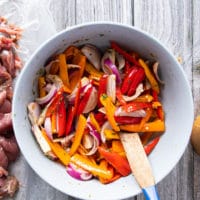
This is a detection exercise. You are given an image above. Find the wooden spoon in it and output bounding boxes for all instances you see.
[120,132,160,200]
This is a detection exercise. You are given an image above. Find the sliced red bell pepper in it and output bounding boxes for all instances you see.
[124,60,131,74]
[98,146,131,176]
[77,85,93,115]
[65,105,75,135]
[121,66,139,94]
[144,136,160,155]
[110,41,140,66]
[93,112,107,127]
[127,67,145,96]
[97,75,108,107]
[46,89,63,118]
[123,101,152,113]
[116,87,126,106]
[114,116,142,125]
[56,98,66,137]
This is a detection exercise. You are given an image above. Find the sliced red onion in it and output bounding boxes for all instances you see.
[44,117,53,140]
[100,121,112,143]
[87,122,101,143]
[66,163,92,181]
[81,44,101,70]
[46,74,65,90]
[53,133,75,148]
[82,122,101,155]
[98,107,106,114]
[115,107,146,117]
[67,64,81,69]
[122,83,144,102]
[153,62,165,84]
[27,102,41,125]
[36,84,57,105]
[116,52,125,70]
[83,87,97,114]
[103,58,121,84]
[101,49,115,68]
[106,74,116,103]
[82,134,94,149]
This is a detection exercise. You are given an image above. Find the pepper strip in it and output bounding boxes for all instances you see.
[58,54,70,89]
[139,59,160,93]
[89,112,101,132]
[70,153,113,179]
[100,94,120,132]
[69,114,87,156]
[120,119,165,133]
[111,41,140,66]
[38,76,46,97]
[99,160,121,184]
[144,137,160,155]
[42,129,70,165]
[98,146,131,176]
[85,62,103,78]
[57,98,66,137]
[65,106,75,135]
[123,102,152,113]
[116,87,126,106]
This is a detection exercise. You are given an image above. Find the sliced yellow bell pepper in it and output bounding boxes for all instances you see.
[104,129,120,140]
[85,62,103,78]
[70,153,113,179]
[139,59,160,93]
[41,129,70,166]
[89,112,101,132]
[69,114,87,156]
[120,119,165,133]
[58,54,71,92]
[100,94,120,132]
[38,76,46,98]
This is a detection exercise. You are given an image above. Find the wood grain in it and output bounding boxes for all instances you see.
[3,0,200,199]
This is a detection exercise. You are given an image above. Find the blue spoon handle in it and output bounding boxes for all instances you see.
[142,185,160,200]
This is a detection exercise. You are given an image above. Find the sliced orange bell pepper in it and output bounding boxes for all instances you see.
[139,59,160,93]
[58,54,70,90]
[111,140,125,153]
[99,160,121,184]
[69,114,87,156]
[42,129,70,165]
[49,60,59,74]
[104,129,120,140]
[120,119,165,133]
[38,76,46,98]
[64,45,80,60]
[139,108,153,130]
[89,112,101,132]
[70,153,113,179]
[100,94,120,132]
[98,146,131,176]
[72,53,86,79]
[85,62,103,78]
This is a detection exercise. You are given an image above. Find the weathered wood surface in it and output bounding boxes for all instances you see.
[3,0,200,199]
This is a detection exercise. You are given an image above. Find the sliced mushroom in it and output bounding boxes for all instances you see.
[81,44,101,70]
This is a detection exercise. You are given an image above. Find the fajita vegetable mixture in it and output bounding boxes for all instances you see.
[28,41,165,184]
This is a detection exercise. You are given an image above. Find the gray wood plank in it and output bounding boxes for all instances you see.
[192,0,200,200]
[134,0,194,200]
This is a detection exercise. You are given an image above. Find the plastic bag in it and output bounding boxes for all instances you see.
[0,0,57,63]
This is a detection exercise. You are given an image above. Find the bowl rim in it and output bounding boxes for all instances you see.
[12,21,194,200]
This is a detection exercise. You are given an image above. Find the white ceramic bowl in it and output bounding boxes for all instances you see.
[12,22,194,200]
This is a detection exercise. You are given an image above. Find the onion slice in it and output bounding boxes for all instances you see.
[106,74,116,103]
[83,87,98,114]
[153,62,165,84]
[44,117,53,140]
[36,84,57,105]
[100,121,112,143]
[103,58,121,84]
[83,122,101,155]
[66,163,93,181]
[115,107,146,117]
